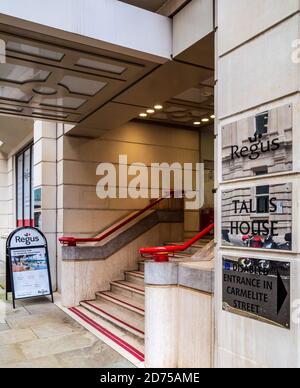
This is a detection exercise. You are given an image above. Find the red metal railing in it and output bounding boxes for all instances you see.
[59,193,175,247]
[139,223,214,262]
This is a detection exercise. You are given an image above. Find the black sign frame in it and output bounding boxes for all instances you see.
[6,227,54,309]
[223,256,290,329]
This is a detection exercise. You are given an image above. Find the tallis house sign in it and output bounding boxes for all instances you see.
[221,104,293,182]
[221,183,293,251]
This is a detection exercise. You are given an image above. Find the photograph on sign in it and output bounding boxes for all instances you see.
[221,183,292,251]
[222,104,293,182]
[11,247,50,299]
[223,256,290,329]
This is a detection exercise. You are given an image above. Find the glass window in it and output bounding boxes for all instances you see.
[256,185,270,214]
[16,144,34,227]
[256,112,269,135]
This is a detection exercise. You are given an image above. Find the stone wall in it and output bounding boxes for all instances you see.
[58,121,202,244]
[215,0,300,368]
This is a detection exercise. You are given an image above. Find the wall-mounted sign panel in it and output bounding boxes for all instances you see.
[223,256,290,329]
[222,104,293,181]
[221,183,292,251]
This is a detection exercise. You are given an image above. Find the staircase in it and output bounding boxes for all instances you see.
[69,261,145,364]
[164,236,213,258]
[69,235,213,365]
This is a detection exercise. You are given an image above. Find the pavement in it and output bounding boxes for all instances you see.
[0,286,135,368]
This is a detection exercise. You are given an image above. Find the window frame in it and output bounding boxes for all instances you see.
[256,185,270,215]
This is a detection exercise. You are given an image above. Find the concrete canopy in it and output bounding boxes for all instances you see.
[0,0,214,137]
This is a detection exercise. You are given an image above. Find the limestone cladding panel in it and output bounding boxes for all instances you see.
[60,121,201,237]
[218,14,300,118]
[218,0,300,55]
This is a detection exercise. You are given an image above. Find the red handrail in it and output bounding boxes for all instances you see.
[59,194,175,247]
[139,223,214,258]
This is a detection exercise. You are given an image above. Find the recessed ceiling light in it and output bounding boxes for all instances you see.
[147,109,155,114]
[202,118,209,122]
[193,121,201,126]
[139,113,147,118]
[154,105,163,110]
[210,115,215,119]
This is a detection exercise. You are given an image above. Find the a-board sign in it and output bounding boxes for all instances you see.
[223,256,290,329]
[221,104,293,182]
[221,183,293,251]
[6,227,53,308]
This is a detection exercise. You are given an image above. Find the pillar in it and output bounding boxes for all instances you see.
[215,0,300,368]
[33,121,59,290]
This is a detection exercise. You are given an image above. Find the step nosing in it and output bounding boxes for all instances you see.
[69,307,144,362]
[111,281,145,294]
[81,301,144,335]
[98,292,145,313]
[125,272,145,279]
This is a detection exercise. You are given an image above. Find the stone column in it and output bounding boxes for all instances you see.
[33,121,58,290]
[144,260,214,368]
[215,0,300,368]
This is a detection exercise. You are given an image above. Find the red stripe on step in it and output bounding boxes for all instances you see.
[69,307,144,362]
[114,281,145,293]
[83,301,144,335]
[100,292,145,313]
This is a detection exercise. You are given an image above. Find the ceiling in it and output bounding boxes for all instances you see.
[119,0,168,12]
[137,76,214,128]
[0,116,32,154]
[0,31,157,124]
[0,11,214,137]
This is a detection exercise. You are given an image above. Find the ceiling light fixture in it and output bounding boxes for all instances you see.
[147,109,155,114]
[210,115,215,119]
[154,105,163,110]
[202,118,209,123]
[139,113,147,118]
[193,121,201,126]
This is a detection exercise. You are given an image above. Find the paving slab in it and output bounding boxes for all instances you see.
[1,355,63,369]
[0,323,9,331]
[0,300,30,321]
[31,322,80,339]
[0,297,135,368]
[0,328,37,346]
[20,332,99,360]
[0,344,25,365]
[56,341,134,369]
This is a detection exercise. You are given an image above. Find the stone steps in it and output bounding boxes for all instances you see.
[80,299,145,339]
[96,291,145,316]
[164,238,213,255]
[69,305,144,363]
[138,261,145,272]
[110,281,145,304]
[73,235,213,365]
[125,271,145,286]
